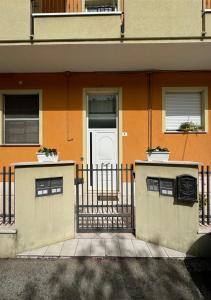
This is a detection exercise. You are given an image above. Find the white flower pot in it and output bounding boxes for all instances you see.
[147,151,170,162]
[36,152,59,163]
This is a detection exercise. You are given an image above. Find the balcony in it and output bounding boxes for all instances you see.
[31,0,122,39]
[204,0,211,36]
[205,0,211,9]
[1,0,211,75]
[32,0,119,13]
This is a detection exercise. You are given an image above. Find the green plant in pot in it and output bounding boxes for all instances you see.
[36,147,59,162]
[146,146,170,162]
[179,121,203,132]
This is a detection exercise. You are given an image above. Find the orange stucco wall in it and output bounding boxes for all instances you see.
[0,71,211,167]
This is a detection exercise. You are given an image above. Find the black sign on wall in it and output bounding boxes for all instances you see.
[36,177,63,197]
[176,175,197,202]
[146,178,159,192]
[160,179,175,197]
[146,177,175,197]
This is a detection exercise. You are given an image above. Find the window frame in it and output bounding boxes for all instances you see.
[83,0,121,12]
[162,87,208,134]
[0,90,42,146]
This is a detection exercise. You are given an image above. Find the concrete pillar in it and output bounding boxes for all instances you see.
[135,161,199,253]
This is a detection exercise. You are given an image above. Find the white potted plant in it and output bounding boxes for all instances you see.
[146,146,170,162]
[36,147,59,163]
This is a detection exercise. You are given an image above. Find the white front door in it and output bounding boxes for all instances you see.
[87,93,118,189]
[92,129,118,167]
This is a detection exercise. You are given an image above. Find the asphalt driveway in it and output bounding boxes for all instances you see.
[0,258,211,300]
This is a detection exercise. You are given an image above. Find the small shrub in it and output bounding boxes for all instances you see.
[147,146,169,153]
[178,121,203,132]
[38,147,57,157]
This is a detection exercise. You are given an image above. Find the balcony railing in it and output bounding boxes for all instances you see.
[32,0,119,14]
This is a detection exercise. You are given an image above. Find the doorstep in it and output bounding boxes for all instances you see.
[198,224,211,234]
[0,225,16,234]
[17,237,188,259]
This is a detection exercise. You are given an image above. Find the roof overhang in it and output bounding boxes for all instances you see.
[0,41,211,73]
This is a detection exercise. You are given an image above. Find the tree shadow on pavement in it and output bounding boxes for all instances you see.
[184,233,211,300]
[1,237,211,300]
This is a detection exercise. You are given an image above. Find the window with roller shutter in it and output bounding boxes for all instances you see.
[164,92,204,131]
[3,94,40,145]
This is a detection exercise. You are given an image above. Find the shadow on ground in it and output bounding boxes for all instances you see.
[0,256,211,300]
[184,233,211,300]
[1,235,211,300]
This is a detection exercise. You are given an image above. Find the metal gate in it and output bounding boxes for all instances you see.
[75,164,135,233]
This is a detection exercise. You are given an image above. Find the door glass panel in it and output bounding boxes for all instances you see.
[88,95,116,114]
[88,94,117,129]
[89,118,116,128]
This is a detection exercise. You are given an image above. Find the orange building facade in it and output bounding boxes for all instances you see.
[0,71,211,166]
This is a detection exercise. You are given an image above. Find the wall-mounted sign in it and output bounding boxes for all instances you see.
[160,179,175,197]
[147,177,175,197]
[36,177,63,197]
[147,177,159,192]
[122,132,128,137]
[176,175,197,202]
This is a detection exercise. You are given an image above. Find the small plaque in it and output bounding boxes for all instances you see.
[160,179,175,197]
[147,177,159,192]
[36,177,63,197]
[176,175,197,202]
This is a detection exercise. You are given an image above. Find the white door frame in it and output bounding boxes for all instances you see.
[83,88,123,166]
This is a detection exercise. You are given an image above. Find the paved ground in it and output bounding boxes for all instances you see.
[0,258,211,300]
[17,233,188,258]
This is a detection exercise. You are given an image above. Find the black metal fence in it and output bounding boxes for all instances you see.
[75,164,135,233]
[199,166,211,225]
[0,167,15,225]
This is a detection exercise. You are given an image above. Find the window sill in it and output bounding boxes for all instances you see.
[164,131,207,134]
[0,144,40,147]
[32,11,122,17]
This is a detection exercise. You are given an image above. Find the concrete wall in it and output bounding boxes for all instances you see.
[0,0,30,40]
[0,161,75,257]
[34,14,122,39]
[135,161,200,254]
[205,13,211,36]
[0,231,17,258]
[0,0,204,41]
[125,0,202,38]
[15,161,75,253]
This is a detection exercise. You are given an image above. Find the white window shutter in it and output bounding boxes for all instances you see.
[165,92,202,131]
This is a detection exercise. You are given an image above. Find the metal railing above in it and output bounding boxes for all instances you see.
[199,166,211,225]
[0,167,15,225]
[32,0,119,14]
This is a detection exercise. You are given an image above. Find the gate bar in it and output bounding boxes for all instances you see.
[8,167,12,224]
[201,166,205,225]
[2,167,6,224]
[207,166,210,225]
[76,164,80,232]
